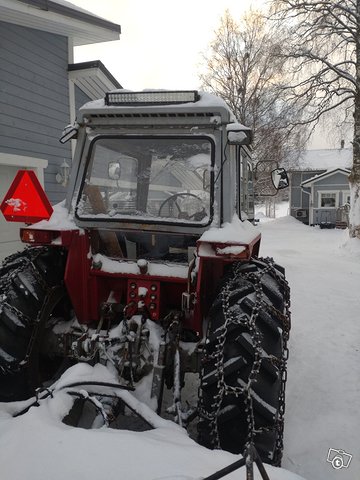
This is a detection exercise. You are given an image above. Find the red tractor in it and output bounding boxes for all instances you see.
[0,90,290,466]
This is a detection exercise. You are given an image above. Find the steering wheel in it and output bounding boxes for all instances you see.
[158,193,207,221]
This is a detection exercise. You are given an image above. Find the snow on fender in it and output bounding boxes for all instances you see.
[197,214,261,260]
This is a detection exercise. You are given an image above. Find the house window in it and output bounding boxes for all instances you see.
[318,191,338,208]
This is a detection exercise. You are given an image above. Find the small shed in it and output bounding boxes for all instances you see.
[289,148,352,226]
[300,168,351,228]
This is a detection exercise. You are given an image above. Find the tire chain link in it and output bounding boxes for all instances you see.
[198,257,291,466]
[0,247,55,375]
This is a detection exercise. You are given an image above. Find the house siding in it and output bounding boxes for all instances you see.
[312,172,349,187]
[289,170,324,223]
[75,85,91,116]
[0,21,72,204]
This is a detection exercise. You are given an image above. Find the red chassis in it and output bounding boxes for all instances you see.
[20,226,261,336]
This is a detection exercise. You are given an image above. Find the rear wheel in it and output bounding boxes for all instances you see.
[0,247,69,401]
[198,257,290,466]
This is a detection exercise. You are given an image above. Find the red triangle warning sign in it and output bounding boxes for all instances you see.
[0,170,53,223]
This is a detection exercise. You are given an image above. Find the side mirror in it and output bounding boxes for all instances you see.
[271,168,289,190]
[108,162,121,180]
[59,123,79,144]
[227,123,253,145]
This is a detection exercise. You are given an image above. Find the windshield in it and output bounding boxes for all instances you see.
[77,136,213,225]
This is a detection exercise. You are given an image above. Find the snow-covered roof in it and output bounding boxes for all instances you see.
[301,168,351,186]
[295,148,352,171]
[0,0,121,46]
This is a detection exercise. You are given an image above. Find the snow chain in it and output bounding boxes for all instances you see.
[0,247,61,375]
[199,257,291,466]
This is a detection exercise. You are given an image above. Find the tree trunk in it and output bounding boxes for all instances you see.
[265,198,276,218]
[349,0,360,238]
[349,149,360,239]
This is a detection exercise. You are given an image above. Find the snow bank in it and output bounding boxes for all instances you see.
[340,235,360,257]
[258,217,360,480]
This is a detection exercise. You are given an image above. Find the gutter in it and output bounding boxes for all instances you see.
[16,0,121,33]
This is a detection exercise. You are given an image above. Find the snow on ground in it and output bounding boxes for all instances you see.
[0,203,359,480]
[0,363,304,480]
[257,206,360,480]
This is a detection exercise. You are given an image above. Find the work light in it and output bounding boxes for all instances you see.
[105,90,199,106]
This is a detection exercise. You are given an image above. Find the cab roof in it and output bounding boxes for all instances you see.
[78,90,238,125]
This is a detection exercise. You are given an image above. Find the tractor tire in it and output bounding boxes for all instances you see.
[198,257,290,466]
[0,247,68,401]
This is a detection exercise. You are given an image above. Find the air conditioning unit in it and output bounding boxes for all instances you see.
[296,209,307,218]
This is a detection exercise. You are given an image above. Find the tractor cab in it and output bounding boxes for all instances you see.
[66,90,255,263]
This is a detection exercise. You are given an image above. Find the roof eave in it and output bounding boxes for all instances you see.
[0,0,121,45]
[69,61,122,100]
[301,168,351,186]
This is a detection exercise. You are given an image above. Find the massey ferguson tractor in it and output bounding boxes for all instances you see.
[0,90,290,467]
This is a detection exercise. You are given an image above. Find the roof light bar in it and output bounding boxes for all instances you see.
[105,90,200,106]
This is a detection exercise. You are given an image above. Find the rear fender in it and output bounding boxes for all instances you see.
[193,234,261,336]
[196,233,261,261]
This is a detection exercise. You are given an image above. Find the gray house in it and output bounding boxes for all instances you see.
[0,0,121,259]
[289,149,352,227]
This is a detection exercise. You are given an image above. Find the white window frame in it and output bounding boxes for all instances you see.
[318,190,339,208]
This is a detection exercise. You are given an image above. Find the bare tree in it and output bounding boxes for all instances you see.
[200,10,307,197]
[271,0,360,238]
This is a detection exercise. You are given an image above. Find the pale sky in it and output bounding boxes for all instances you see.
[69,0,342,149]
[70,0,266,90]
